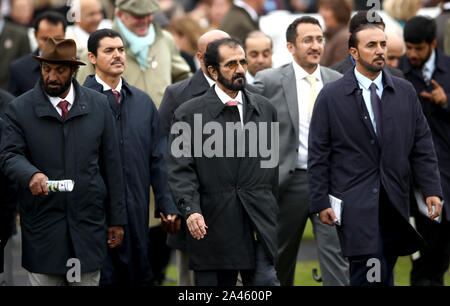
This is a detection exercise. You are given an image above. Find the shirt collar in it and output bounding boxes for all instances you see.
[292,61,322,82]
[214,84,243,105]
[95,74,123,92]
[234,0,259,22]
[246,71,255,84]
[422,49,436,78]
[47,83,75,108]
[354,67,383,91]
[203,72,216,87]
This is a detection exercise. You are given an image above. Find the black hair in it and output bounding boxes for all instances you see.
[348,23,383,49]
[349,10,385,33]
[286,16,322,44]
[244,31,273,50]
[33,11,67,33]
[203,38,243,72]
[403,16,436,44]
[87,29,123,56]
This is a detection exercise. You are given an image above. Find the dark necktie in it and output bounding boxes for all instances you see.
[113,90,120,105]
[369,83,382,139]
[57,100,69,119]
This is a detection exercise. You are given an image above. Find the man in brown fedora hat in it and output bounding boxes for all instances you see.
[0,37,127,286]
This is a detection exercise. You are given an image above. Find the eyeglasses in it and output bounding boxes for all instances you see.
[222,59,248,71]
[301,37,324,45]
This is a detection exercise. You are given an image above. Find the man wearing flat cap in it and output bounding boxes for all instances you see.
[0,37,126,286]
[77,0,192,106]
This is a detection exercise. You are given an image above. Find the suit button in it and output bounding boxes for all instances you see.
[289,170,294,174]
[372,188,378,194]
[237,186,241,191]
[370,139,375,144]
[296,148,299,152]
[186,207,191,211]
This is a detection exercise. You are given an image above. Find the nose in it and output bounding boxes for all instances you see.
[236,62,246,73]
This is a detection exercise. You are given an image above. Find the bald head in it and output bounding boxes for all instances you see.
[197,30,230,74]
[197,30,230,54]
[386,33,404,68]
[77,0,103,34]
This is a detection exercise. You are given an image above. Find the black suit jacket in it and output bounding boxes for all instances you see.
[8,49,41,97]
[167,86,279,269]
[331,55,405,78]
[308,68,442,257]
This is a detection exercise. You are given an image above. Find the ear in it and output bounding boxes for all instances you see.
[87,52,97,66]
[431,39,437,50]
[207,66,218,81]
[117,9,123,21]
[349,47,358,61]
[196,51,202,63]
[286,42,295,56]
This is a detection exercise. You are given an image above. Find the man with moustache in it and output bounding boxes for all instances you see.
[83,28,180,286]
[398,16,450,286]
[254,16,348,286]
[308,24,443,286]
[8,11,66,97]
[0,37,126,286]
[244,31,273,85]
[159,29,230,286]
[167,38,280,286]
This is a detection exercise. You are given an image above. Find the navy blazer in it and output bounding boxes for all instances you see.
[308,68,442,257]
[8,49,41,97]
[398,49,450,220]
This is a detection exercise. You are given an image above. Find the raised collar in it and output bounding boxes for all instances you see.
[343,67,395,95]
[95,74,123,92]
[354,67,383,92]
[205,86,260,119]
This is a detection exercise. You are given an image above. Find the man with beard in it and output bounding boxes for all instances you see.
[398,16,450,286]
[83,28,180,286]
[167,38,280,286]
[308,24,443,286]
[0,37,126,286]
[253,16,348,286]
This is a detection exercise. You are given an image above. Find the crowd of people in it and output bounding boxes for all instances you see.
[0,0,449,286]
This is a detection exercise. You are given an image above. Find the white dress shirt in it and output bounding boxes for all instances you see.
[422,49,436,84]
[203,72,216,87]
[246,71,255,85]
[47,83,75,117]
[214,84,244,125]
[95,74,123,103]
[354,67,383,134]
[292,61,323,169]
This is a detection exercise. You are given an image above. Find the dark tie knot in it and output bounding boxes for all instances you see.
[369,83,378,92]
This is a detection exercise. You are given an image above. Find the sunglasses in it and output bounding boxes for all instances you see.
[222,59,248,71]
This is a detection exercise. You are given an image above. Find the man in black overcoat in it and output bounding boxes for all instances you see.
[0,37,126,286]
[167,38,280,286]
[83,28,180,286]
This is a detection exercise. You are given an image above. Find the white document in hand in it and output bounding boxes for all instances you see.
[414,189,441,223]
[328,194,343,226]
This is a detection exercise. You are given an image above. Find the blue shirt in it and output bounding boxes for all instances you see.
[354,67,383,134]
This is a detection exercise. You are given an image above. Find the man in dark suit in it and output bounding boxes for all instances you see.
[308,24,443,286]
[0,0,30,90]
[159,29,230,286]
[0,38,126,286]
[330,10,404,79]
[398,16,450,286]
[254,16,349,286]
[8,11,66,97]
[167,38,280,286]
[220,0,262,43]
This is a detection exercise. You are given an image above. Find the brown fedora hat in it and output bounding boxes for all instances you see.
[32,37,86,66]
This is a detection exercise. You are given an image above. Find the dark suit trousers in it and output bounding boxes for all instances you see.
[410,212,450,286]
[348,186,399,286]
[194,240,280,286]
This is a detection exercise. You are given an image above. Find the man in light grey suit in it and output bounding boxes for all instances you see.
[254,16,349,286]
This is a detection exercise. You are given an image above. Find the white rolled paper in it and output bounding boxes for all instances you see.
[46,180,75,192]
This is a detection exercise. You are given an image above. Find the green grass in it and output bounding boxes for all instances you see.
[162,220,450,286]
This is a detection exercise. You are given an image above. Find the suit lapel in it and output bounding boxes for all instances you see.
[281,64,299,141]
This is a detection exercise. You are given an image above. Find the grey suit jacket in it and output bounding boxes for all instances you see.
[254,63,342,189]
